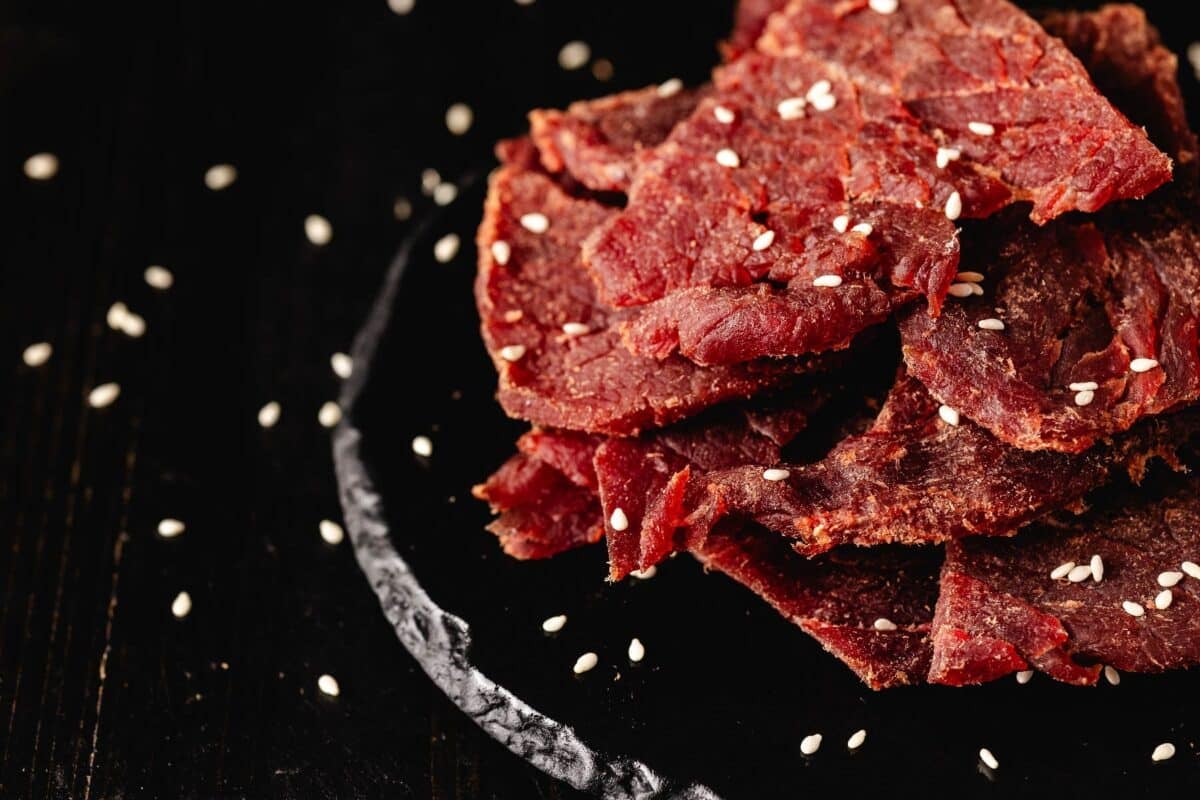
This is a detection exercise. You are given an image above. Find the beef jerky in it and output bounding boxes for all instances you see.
[721,0,788,61]
[930,469,1200,686]
[516,428,602,490]
[583,0,1169,367]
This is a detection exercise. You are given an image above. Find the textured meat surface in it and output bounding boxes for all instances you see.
[721,0,788,61]
[932,469,1200,685]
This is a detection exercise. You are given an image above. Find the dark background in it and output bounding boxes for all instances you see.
[1,1,1197,798]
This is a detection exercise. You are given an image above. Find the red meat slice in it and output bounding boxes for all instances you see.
[721,0,788,61]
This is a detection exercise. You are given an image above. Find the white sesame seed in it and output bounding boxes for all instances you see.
[806,80,832,103]
[1069,382,1100,392]
[873,617,898,632]
[1051,562,1076,580]
[420,168,441,195]
[832,215,850,233]
[970,283,984,296]
[1104,665,1120,685]
[1183,561,1200,579]
[1015,670,1034,684]
[22,342,52,367]
[158,519,186,538]
[944,190,963,221]
[319,519,345,545]
[968,121,995,136]
[490,240,512,265]
[394,196,413,220]
[979,748,999,770]
[331,352,353,379]
[938,405,960,426]
[978,318,1005,331]
[936,147,962,169]
[24,152,59,180]
[445,103,473,135]
[812,274,843,288]
[412,435,433,457]
[1122,600,1145,617]
[203,163,237,191]
[777,96,807,120]
[432,182,458,206]
[318,401,342,428]
[811,93,837,112]
[715,148,740,168]
[499,344,527,362]
[630,566,657,580]
[514,0,534,5]
[869,0,898,13]
[610,507,629,532]
[762,468,791,482]
[1091,555,1104,582]
[851,222,873,236]
[657,78,683,98]
[305,214,333,245]
[956,271,985,283]
[1158,571,1184,587]
[1155,589,1173,610]
[171,591,192,618]
[847,729,867,750]
[144,265,174,290]
[317,673,341,696]
[520,212,549,234]
[752,230,775,251]
[1067,564,1093,583]
[257,401,281,428]
[119,312,146,338]
[542,614,567,633]
[947,283,975,298]
[573,652,599,674]
[557,40,591,71]
[88,383,121,409]
[1074,390,1095,407]
[106,301,130,330]
[713,105,736,124]
[628,638,645,662]
[433,233,461,263]
[800,734,823,756]
[1151,743,1176,762]
[1130,358,1159,373]
[561,322,589,337]
[388,0,415,14]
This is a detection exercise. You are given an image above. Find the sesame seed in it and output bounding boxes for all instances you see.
[520,212,550,233]
[319,519,345,545]
[1067,564,1092,583]
[515,0,534,5]
[1130,358,1159,373]
[1091,555,1104,582]
[591,59,614,81]
[762,468,791,482]
[318,401,342,428]
[171,591,192,618]
[1158,571,1184,587]
[445,103,473,135]
[1050,562,1075,580]
[968,121,995,136]
[1069,382,1100,392]
[1074,390,1095,407]
[979,748,999,770]
[800,734,823,756]
[561,322,589,337]
[1122,600,1145,617]
[947,283,975,298]
[420,168,441,195]
[573,652,599,674]
[24,152,59,180]
[257,401,281,428]
[144,265,174,290]
[657,78,683,98]
[630,566,657,580]
[938,405,960,426]
[22,342,52,367]
[412,435,433,457]
[970,283,984,296]
[506,311,522,323]
[119,312,146,338]
[777,96,807,120]
[88,383,121,409]
[106,301,130,330]
[628,638,645,662]
[203,163,237,191]
[1151,743,1176,762]
[851,222,873,236]
[752,230,775,251]
[557,40,591,71]
[317,674,341,696]
[832,215,850,233]
[393,197,413,220]
[715,148,740,168]
[1104,665,1120,685]
[811,93,837,112]
[305,214,333,245]
[977,318,1005,331]
[873,617,898,632]
[432,182,458,206]
[158,519,186,538]
[1155,589,1173,610]
[499,344,527,362]
[490,240,512,265]
[936,147,961,169]
[1183,561,1200,579]
[812,274,843,288]
[433,233,461,263]
[542,614,567,633]
[956,271,985,283]
[714,105,736,124]
[388,0,415,13]
[610,507,629,532]
[944,190,963,221]
[869,0,898,13]
[805,80,832,103]
[847,729,867,750]
[1015,670,1033,684]
[331,352,354,379]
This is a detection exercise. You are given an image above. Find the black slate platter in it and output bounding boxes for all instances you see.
[334,3,1200,797]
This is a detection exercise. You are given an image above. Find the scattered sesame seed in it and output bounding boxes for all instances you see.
[851,222,873,236]
[432,182,458,206]
[144,265,174,290]
[257,401,281,428]
[806,80,832,102]
[832,215,850,233]
[491,240,512,265]
[869,0,899,13]
[445,103,473,135]
[119,312,146,338]
[561,322,589,337]
[1183,561,1200,579]
[542,614,567,633]
[752,230,776,251]
[938,404,960,426]
[947,283,975,298]
[305,214,333,245]
[317,674,341,696]
[936,147,961,169]
[22,342,52,367]
[1122,600,1145,617]
[714,105,736,124]
[504,310,524,323]
[388,0,415,14]
[812,274,844,288]
[1051,562,1076,580]
[499,344,527,362]
[318,401,342,428]
[873,617,898,632]
[421,168,441,195]
[1151,743,1176,762]
[1069,382,1100,392]
[777,96,807,120]
[810,93,837,112]
[944,191,963,221]
[573,652,599,674]
[630,566,657,580]
[591,59,614,81]
[331,352,354,379]
[956,271,984,283]
[762,468,791,482]
[628,638,645,662]
[970,283,984,296]
[203,163,237,191]
[977,318,1005,331]
[1158,570,1184,587]
[520,212,549,233]
[1091,554,1104,582]
[170,591,193,618]
[107,301,130,330]
[1104,665,1120,685]
[393,197,413,220]
[610,507,629,532]
[968,121,995,136]
[657,78,683,98]
[88,383,121,409]
[1067,564,1092,583]
[1130,358,1159,373]
[1074,390,1095,407]
[800,734,823,755]
[847,729,867,750]
[1155,589,1173,610]
[24,152,59,180]
[412,435,433,457]
[319,519,345,545]
[715,148,741,168]
[557,40,591,71]
[515,0,534,5]
[433,233,461,263]
[158,519,186,538]
[979,748,999,770]
[1016,670,1034,684]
